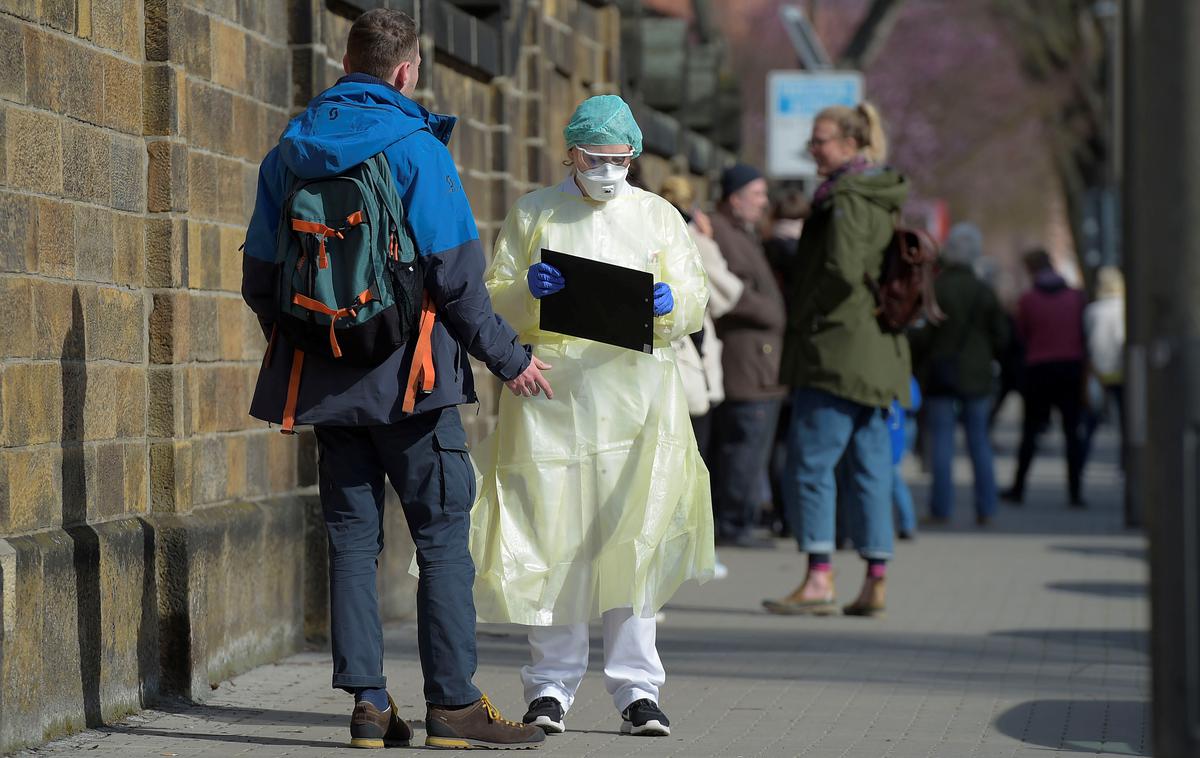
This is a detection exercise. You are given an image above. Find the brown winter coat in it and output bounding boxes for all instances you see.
[711,208,788,402]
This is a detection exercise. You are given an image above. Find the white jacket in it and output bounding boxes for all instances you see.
[674,225,745,416]
[1084,295,1125,384]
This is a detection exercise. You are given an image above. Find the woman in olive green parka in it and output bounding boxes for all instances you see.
[763,103,910,619]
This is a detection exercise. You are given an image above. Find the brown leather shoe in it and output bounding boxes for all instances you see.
[762,576,838,616]
[425,694,546,750]
[350,694,413,748]
[843,577,887,618]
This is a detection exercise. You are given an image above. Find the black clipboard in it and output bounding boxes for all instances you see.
[539,248,654,354]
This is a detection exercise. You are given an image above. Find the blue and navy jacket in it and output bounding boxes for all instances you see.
[241,74,530,426]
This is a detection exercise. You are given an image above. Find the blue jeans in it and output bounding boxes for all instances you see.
[892,464,916,534]
[314,406,481,706]
[927,395,997,519]
[783,388,894,560]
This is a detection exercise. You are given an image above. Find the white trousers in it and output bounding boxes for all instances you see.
[520,608,665,713]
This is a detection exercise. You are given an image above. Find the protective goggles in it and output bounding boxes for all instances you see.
[575,147,635,169]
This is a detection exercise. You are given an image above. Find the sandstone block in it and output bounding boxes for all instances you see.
[0,0,37,22]
[143,63,186,137]
[102,55,143,135]
[218,226,242,292]
[186,80,232,152]
[36,198,76,278]
[0,15,26,103]
[217,157,249,225]
[149,290,189,365]
[148,365,190,437]
[2,362,63,447]
[7,107,63,194]
[147,139,188,213]
[39,0,74,31]
[62,121,113,205]
[145,217,189,288]
[31,280,86,360]
[90,0,142,58]
[0,276,32,358]
[187,150,219,220]
[112,212,145,287]
[186,221,220,290]
[187,294,219,361]
[110,135,145,212]
[1,447,61,532]
[73,205,115,284]
[230,95,263,162]
[149,439,192,513]
[86,286,145,364]
[210,20,247,94]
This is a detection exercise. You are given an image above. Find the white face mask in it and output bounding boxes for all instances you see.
[576,163,629,201]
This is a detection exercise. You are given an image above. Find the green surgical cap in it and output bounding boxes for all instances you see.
[563,95,643,157]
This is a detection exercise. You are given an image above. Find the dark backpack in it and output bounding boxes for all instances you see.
[267,152,437,433]
[864,227,944,333]
[274,153,422,365]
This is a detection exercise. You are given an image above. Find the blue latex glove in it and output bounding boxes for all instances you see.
[527,262,566,299]
[653,282,674,317]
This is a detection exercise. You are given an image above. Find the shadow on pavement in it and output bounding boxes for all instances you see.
[430,623,1151,692]
[990,628,1148,656]
[993,699,1150,756]
[1049,543,1147,561]
[1045,580,1146,598]
[100,728,343,749]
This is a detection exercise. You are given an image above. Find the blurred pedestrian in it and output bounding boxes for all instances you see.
[1082,265,1126,465]
[763,190,811,536]
[988,307,1024,428]
[889,377,922,540]
[710,164,788,549]
[660,174,745,578]
[1001,249,1088,507]
[764,189,811,295]
[909,223,1010,526]
[762,102,910,618]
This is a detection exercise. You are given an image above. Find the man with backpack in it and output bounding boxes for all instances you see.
[240,9,548,750]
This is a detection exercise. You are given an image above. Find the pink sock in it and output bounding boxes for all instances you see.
[867,563,887,579]
[810,562,832,574]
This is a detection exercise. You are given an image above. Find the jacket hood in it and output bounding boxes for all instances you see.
[278,74,456,179]
[833,166,908,213]
[1033,269,1068,293]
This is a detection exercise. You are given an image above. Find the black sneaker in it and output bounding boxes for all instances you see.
[522,696,566,734]
[620,699,670,736]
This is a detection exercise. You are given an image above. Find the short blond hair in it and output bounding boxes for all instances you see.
[659,175,695,211]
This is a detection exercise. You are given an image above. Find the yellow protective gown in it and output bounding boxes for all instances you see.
[469,176,715,626]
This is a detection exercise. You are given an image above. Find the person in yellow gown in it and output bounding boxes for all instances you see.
[468,95,714,737]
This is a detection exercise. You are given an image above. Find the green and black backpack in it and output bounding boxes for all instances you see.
[273,152,423,366]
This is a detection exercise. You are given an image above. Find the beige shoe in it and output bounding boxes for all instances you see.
[842,576,886,618]
[762,575,838,616]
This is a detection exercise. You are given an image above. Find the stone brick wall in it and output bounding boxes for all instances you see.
[0,0,728,751]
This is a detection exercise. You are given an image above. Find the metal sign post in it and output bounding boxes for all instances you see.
[1126,0,1200,754]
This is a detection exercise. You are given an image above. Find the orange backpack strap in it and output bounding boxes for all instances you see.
[281,348,305,434]
[402,293,437,414]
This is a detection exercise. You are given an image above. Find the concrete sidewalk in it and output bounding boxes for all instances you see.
[22,422,1148,757]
